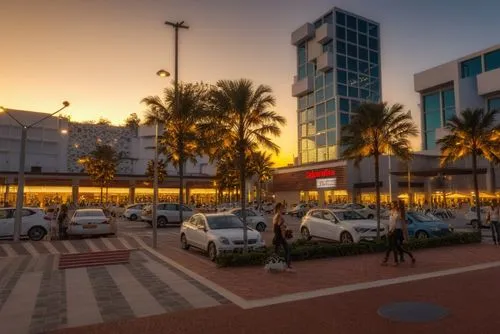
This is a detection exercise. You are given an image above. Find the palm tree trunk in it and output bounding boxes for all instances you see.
[472,151,481,231]
[100,186,103,205]
[374,154,381,241]
[105,187,109,203]
[179,160,184,223]
[239,149,248,252]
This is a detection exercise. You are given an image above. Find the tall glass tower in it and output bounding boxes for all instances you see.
[291,8,381,165]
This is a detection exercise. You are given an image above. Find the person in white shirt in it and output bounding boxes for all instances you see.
[382,202,400,266]
[487,199,500,245]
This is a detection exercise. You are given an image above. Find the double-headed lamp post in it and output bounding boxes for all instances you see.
[152,69,171,249]
[0,102,70,242]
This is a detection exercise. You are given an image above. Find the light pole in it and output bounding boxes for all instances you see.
[0,102,70,242]
[165,20,188,222]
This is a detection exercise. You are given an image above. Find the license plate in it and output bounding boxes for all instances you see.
[83,224,97,229]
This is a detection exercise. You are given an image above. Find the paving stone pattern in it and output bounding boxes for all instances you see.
[0,250,228,334]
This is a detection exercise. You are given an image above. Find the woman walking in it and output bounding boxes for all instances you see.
[395,200,416,264]
[273,202,293,271]
[488,199,500,245]
[382,202,399,266]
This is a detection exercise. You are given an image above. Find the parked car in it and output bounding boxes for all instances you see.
[464,207,490,228]
[0,207,50,241]
[406,211,454,239]
[228,208,267,231]
[180,213,265,261]
[67,208,114,236]
[300,208,387,244]
[142,203,194,226]
[287,203,309,218]
[124,203,146,221]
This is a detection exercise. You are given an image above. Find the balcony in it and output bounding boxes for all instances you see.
[477,67,500,95]
[291,23,315,46]
[316,23,333,44]
[292,76,314,97]
[317,52,333,72]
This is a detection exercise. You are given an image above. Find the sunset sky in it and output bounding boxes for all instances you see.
[2,0,500,166]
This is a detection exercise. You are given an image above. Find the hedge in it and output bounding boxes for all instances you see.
[215,231,482,267]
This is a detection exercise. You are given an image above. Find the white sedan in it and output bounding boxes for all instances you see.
[300,209,387,244]
[342,203,389,219]
[124,203,145,221]
[67,209,114,236]
[0,207,50,241]
[228,208,267,232]
[180,213,265,261]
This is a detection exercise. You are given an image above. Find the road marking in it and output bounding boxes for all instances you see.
[66,267,103,327]
[0,271,43,334]
[245,261,500,309]
[145,260,220,308]
[100,237,117,251]
[129,234,248,308]
[118,237,134,250]
[61,241,78,254]
[42,241,59,254]
[107,265,165,317]
[85,239,100,252]
[22,242,40,257]
[0,244,17,257]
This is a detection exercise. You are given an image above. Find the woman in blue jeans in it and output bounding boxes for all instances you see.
[272,203,293,271]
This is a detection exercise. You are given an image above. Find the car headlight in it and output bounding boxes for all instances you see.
[219,237,230,245]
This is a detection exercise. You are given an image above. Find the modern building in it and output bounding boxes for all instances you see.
[292,7,381,164]
[0,110,216,207]
[414,44,500,151]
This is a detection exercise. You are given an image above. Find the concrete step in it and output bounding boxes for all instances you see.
[58,250,131,270]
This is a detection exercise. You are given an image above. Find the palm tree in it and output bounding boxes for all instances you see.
[145,159,168,184]
[437,108,500,228]
[79,144,118,204]
[142,82,210,222]
[341,102,418,240]
[204,79,286,250]
[249,151,274,210]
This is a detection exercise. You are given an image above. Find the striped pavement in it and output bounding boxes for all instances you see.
[0,250,229,334]
[0,236,141,258]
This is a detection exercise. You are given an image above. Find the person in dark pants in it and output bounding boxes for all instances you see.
[57,204,68,240]
[395,200,416,264]
[382,202,399,266]
[487,199,500,245]
[272,202,293,271]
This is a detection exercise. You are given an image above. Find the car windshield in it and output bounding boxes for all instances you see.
[407,212,433,222]
[77,210,105,217]
[334,210,364,220]
[207,215,244,230]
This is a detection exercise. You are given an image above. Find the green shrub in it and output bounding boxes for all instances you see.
[215,231,482,267]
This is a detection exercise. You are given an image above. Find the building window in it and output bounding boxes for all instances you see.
[336,11,346,26]
[360,89,370,99]
[315,89,325,102]
[460,56,482,78]
[441,89,455,123]
[325,70,334,86]
[326,99,336,113]
[315,75,324,89]
[348,58,358,72]
[350,99,360,111]
[325,85,334,99]
[425,131,436,150]
[327,114,336,129]
[323,40,334,53]
[358,47,368,61]
[370,65,379,78]
[336,25,346,40]
[359,61,369,74]
[347,29,357,44]
[323,12,333,24]
[337,54,347,69]
[337,84,347,96]
[317,118,326,132]
[358,33,367,47]
[316,103,325,118]
[423,93,441,150]
[369,37,378,51]
[358,19,367,33]
[348,72,357,86]
[340,98,350,112]
[337,70,347,84]
[346,15,357,30]
[347,43,357,58]
[316,132,326,146]
[485,49,500,72]
[369,51,378,64]
[317,147,327,162]
[348,86,359,98]
[327,130,336,145]
[340,112,350,126]
[488,97,500,124]
[368,23,378,37]
[336,40,346,54]
[328,145,337,160]
[298,96,307,110]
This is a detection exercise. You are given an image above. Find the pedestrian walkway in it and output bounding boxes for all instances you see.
[0,250,229,334]
[0,236,140,258]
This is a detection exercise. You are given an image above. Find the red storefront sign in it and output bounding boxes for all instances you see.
[305,169,336,179]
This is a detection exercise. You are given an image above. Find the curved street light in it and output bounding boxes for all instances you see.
[1,101,70,242]
[156,69,171,78]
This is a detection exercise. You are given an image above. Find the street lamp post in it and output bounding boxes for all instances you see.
[0,102,70,242]
[165,20,188,222]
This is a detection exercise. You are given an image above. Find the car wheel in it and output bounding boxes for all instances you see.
[208,242,217,261]
[157,216,167,227]
[180,234,190,250]
[367,214,374,219]
[130,214,138,221]
[28,226,46,241]
[256,222,266,232]
[415,230,429,239]
[301,227,311,240]
[340,232,353,244]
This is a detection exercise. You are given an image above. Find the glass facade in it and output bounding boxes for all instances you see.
[460,56,482,78]
[488,97,500,124]
[485,49,500,72]
[422,88,455,150]
[296,9,381,164]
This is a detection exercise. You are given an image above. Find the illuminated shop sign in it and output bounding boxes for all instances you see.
[316,178,337,189]
[306,169,336,179]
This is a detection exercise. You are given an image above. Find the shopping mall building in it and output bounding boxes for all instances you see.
[273,8,499,206]
[0,110,216,207]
